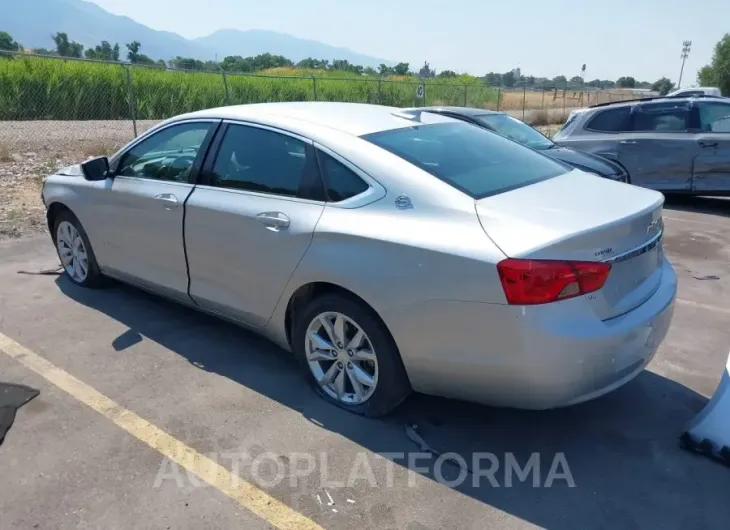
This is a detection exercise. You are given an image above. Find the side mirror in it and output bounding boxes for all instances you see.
[81,156,110,181]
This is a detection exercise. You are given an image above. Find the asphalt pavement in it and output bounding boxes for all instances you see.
[1,196,730,529]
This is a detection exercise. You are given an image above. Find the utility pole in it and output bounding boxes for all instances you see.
[677,40,691,89]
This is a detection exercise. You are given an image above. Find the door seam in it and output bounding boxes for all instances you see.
[184,120,223,305]
[181,186,199,306]
[261,203,327,328]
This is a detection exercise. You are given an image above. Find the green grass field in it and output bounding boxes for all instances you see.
[0,56,500,120]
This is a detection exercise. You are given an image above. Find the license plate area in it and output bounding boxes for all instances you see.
[602,235,663,305]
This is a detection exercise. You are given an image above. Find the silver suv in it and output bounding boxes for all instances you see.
[554,96,730,193]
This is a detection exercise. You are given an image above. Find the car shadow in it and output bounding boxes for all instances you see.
[664,194,730,218]
[56,277,729,529]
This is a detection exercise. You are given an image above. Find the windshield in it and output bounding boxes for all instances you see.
[361,122,568,199]
[475,114,554,150]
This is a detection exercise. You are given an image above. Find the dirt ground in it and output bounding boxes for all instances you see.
[0,120,158,239]
[0,153,68,239]
[498,88,643,111]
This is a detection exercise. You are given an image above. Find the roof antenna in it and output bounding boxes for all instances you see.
[391,108,424,122]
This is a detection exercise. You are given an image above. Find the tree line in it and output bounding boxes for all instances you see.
[698,34,730,97]
[482,70,676,93]
[1,29,725,95]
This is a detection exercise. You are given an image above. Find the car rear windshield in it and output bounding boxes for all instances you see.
[475,114,554,150]
[361,122,567,199]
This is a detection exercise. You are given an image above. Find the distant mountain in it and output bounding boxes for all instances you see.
[4,0,207,60]
[194,29,391,67]
[3,0,392,67]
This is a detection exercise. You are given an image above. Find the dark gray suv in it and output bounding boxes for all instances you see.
[554,96,730,194]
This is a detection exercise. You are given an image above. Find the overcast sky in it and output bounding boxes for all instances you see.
[88,0,727,84]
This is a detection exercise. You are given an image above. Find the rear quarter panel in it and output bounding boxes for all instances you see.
[555,133,624,166]
[265,197,509,351]
[295,204,506,303]
[554,110,624,162]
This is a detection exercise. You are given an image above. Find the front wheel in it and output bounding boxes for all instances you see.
[292,293,411,417]
[54,211,104,288]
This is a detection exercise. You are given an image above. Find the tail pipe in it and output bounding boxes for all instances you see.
[680,351,730,467]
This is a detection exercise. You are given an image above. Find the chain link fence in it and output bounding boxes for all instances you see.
[0,50,654,158]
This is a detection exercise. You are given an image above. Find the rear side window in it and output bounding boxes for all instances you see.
[210,124,324,200]
[362,122,567,199]
[586,107,631,132]
[318,152,369,202]
[632,102,689,132]
[696,102,730,132]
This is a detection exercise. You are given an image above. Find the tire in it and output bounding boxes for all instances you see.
[292,293,411,417]
[53,210,104,288]
[612,160,631,184]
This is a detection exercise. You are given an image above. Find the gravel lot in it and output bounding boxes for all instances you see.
[0,120,161,239]
[0,120,160,153]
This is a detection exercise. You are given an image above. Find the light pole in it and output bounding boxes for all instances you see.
[677,40,691,89]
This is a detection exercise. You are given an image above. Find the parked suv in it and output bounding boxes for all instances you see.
[554,96,730,193]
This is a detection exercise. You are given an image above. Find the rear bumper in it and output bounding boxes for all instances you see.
[386,259,677,409]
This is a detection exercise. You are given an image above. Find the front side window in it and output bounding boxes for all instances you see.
[211,124,323,199]
[697,102,730,132]
[585,107,631,132]
[117,122,213,182]
[632,102,689,132]
[475,114,554,150]
[362,122,568,199]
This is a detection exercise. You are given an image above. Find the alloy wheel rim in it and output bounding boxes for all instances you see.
[57,221,89,283]
[305,311,378,405]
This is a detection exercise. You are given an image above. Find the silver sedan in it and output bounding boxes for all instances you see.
[42,102,677,416]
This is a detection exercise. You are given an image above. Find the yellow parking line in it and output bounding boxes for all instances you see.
[0,332,323,530]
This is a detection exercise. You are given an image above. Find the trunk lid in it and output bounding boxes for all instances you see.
[476,170,665,319]
[546,146,625,180]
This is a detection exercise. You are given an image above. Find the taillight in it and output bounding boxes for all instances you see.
[497,259,611,305]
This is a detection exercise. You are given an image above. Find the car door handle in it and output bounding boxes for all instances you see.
[699,141,719,148]
[256,212,290,231]
[154,193,179,209]
[619,140,637,145]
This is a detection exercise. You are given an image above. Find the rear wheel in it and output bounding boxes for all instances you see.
[54,211,104,288]
[293,293,411,417]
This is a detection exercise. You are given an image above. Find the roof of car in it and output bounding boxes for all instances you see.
[667,86,720,95]
[175,102,457,137]
[589,94,729,109]
[421,106,502,117]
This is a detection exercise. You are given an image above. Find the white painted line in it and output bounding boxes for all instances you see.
[677,298,730,316]
[664,216,721,227]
